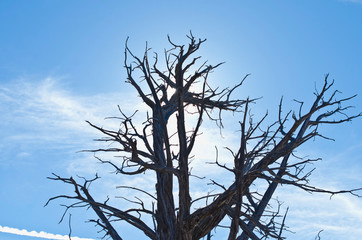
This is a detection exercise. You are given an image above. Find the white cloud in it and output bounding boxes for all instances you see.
[275,186,362,239]
[0,225,94,240]
[0,77,147,167]
[16,151,32,158]
[1,78,116,134]
[0,77,145,138]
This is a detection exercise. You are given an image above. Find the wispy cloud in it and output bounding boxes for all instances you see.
[0,77,142,164]
[0,225,94,240]
[0,77,126,136]
[275,186,362,239]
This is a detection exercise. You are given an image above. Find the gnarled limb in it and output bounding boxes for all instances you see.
[49,35,361,240]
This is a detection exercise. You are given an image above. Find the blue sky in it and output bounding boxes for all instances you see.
[1,0,362,239]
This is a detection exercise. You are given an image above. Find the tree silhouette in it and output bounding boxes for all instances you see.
[47,34,362,240]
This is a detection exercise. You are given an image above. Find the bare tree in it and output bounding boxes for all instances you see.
[47,34,362,240]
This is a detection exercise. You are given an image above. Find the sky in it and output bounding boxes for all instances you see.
[0,0,362,239]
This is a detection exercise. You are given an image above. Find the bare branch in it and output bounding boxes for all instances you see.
[49,35,361,240]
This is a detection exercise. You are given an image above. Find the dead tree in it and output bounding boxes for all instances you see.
[47,34,362,240]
